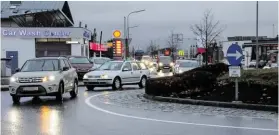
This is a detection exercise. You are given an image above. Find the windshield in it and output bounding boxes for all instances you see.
[69,57,90,64]
[160,57,172,64]
[180,61,199,67]
[21,59,59,72]
[142,57,152,61]
[93,58,110,64]
[98,61,123,71]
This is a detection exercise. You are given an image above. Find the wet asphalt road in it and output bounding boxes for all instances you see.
[1,85,278,135]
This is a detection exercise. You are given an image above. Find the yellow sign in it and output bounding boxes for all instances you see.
[107,42,113,47]
[178,50,184,56]
[113,30,121,38]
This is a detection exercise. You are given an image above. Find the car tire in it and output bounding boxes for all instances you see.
[139,76,147,88]
[112,77,121,90]
[12,95,20,104]
[70,81,78,98]
[86,86,94,91]
[56,82,64,102]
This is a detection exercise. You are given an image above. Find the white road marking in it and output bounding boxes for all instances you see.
[85,93,278,132]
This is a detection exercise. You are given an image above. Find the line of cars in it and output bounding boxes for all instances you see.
[8,56,150,104]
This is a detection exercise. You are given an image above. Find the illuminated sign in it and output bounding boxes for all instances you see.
[113,39,123,57]
[113,30,121,38]
[178,50,184,56]
[90,42,107,51]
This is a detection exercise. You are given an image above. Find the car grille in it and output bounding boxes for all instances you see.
[88,75,100,78]
[18,77,43,83]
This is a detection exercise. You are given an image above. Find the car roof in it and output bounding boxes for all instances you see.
[29,57,66,60]
[62,55,88,58]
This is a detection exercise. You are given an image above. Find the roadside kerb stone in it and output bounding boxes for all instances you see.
[143,94,278,112]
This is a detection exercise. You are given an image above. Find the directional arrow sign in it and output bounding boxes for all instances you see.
[226,43,243,66]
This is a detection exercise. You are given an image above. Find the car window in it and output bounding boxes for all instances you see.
[132,62,140,70]
[69,57,90,64]
[63,59,70,68]
[65,59,72,68]
[98,61,123,71]
[123,62,132,71]
[138,62,147,70]
[60,59,66,68]
[21,59,59,72]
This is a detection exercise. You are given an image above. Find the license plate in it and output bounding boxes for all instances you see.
[164,67,169,69]
[89,79,97,82]
[23,87,38,91]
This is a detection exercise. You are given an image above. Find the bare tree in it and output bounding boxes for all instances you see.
[190,9,225,65]
[167,33,183,60]
[146,40,158,55]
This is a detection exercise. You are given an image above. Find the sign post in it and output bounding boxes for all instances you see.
[226,43,243,102]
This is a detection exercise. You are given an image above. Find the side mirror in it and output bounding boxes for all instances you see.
[62,67,69,71]
[15,68,20,72]
[122,68,129,71]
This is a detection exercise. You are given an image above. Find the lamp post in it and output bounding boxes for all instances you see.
[256,1,259,69]
[124,9,145,60]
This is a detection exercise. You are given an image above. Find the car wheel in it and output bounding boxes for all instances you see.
[70,81,78,98]
[12,95,20,104]
[86,86,94,91]
[112,77,121,90]
[139,76,147,88]
[56,82,64,102]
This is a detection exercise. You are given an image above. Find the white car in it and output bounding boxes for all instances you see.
[173,60,199,74]
[9,57,79,104]
[83,61,150,90]
[90,57,111,70]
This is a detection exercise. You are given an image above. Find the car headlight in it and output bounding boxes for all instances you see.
[159,63,163,66]
[83,75,88,79]
[42,75,56,82]
[170,62,174,66]
[179,69,183,73]
[10,77,18,82]
[101,74,108,79]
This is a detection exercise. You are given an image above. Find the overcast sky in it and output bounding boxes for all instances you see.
[69,1,278,50]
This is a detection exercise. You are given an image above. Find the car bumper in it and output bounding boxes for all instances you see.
[9,82,60,97]
[83,79,113,86]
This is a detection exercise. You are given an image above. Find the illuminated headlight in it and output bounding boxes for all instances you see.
[179,69,183,73]
[170,62,174,66]
[83,75,88,79]
[101,74,108,79]
[42,75,56,82]
[159,62,163,66]
[10,77,18,82]
[149,68,154,72]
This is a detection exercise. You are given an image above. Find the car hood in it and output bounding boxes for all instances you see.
[71,63,93,69]
[13,71,59,78]
[86,70,120,76]
[92,64,102,69]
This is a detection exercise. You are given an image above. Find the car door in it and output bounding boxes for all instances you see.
[120,62,133,83]
[131,62,141,82]
[137,62,149,78]
[59,59,70,91]
[64,59,75,91]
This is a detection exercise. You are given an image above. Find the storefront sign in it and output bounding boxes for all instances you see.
[90,42,107,51]
[1,28,92,40]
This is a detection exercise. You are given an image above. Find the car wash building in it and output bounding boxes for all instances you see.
[1,1,91,73]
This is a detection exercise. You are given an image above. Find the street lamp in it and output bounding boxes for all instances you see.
[124,9,145,60]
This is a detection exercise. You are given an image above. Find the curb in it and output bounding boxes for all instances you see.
[143,94,278,112]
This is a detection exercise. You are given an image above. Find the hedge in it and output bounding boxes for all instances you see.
[145,64,278,105]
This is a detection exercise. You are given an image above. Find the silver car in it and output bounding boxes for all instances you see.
[83,61,150,90]
[173,60,199,74]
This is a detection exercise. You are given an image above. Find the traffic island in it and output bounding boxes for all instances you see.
[145,63,278,112]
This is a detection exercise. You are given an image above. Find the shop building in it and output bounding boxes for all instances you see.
[1,1,91,73]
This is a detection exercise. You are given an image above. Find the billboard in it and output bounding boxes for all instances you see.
[90,42,107,51]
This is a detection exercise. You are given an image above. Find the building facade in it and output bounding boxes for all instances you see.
[1,1,91,73]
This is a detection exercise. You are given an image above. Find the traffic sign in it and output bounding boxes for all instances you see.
[229,66,241,77]
[226,43,243,66]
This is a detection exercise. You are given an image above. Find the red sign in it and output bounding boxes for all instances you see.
[90,42,107,51]
[197,48,206,53]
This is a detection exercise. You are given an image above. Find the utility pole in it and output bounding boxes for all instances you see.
[124,16,126,60]
[99,31,102,58]
[256,1,259,69]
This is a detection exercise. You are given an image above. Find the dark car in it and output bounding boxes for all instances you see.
[65,56,93,80]
[157,56,174,72]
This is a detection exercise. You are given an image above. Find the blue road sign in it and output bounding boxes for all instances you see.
[226,43,243,66]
